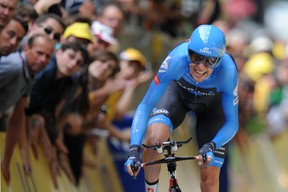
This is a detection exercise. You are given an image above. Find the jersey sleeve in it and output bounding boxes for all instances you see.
[130,53,187,145]
[212,55,239,149]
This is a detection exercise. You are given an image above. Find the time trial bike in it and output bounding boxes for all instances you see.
[141,137,197,192]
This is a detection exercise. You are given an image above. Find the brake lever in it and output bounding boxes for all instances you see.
[202,154,208,168]
[131,162,141,179]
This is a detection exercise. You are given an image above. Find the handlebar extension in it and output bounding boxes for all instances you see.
[142,137,192,154]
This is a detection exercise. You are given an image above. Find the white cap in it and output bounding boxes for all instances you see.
[250,36,273,53]
[91,21,116,45]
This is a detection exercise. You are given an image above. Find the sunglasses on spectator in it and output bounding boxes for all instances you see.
[38,25,61,41]
[188,50,220,69]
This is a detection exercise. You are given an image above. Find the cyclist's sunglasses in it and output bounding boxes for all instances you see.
[38,25,61,41]
[188,50,220,69]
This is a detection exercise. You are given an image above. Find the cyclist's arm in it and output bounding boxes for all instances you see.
[130,56,187,146]
[212,56,239,150]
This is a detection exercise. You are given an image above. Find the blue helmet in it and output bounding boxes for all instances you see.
[188,25,226,58]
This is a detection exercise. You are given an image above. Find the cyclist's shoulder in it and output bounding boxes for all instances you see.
[213,53,238,79]
[219,52,238,71]
[168,40,189,56]
[163,41,189,70]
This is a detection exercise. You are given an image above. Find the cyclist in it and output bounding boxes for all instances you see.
[124,24,239,192]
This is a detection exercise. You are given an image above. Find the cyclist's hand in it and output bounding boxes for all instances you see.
[124,145,141,177]
[197,142,216,168]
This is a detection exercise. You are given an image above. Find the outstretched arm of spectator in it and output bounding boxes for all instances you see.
[1,97,30,184]
[89,79,127,109]
[114,71,153,120]
[37,121,61,188]
[96,113,130,141]
[114,86,135,120]
[197,0,218,25]
[33,0,61,15]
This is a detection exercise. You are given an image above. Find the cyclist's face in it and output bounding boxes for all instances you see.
[188,51,219,82]
[189,57,214,83]
[189,62,214,82]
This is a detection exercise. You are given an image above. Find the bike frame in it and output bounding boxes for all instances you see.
[167,155,181,192]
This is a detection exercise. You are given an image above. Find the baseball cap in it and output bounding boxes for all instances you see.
[120,48,147,69]
[250,36,273,53]
[244,52,274,81]
[63,22,93,42]
[91,21,116,45]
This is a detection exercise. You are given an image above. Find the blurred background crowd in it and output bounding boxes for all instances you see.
[0,0,288,191]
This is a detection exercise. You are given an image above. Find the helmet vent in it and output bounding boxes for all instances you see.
[199,25,212,44]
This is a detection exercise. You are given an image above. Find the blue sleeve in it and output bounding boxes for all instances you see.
[130,54,187,145]
[212,56,239,149]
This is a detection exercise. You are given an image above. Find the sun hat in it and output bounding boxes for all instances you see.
[63,22,93,42]
[120,48,147,69]
[91,21,116,45]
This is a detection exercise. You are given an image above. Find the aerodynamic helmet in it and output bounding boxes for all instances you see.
[188,25,226,58]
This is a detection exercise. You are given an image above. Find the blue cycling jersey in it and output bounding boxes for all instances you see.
[130,41,239,150]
